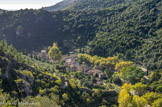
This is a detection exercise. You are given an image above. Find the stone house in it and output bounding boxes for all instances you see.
[86,69,106,80]
[40,50,49,60]
[63,55,80,71]
[79,64,91,73]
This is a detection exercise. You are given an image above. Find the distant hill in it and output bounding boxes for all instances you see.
[0,9,4,13]
[59,0,144,10]
[0,9,8,14]
[43,0,76,11]
[43,0,140,11]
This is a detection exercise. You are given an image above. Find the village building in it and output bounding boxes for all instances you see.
[40,49,49,60]
[79,64,91,73]
[63,54,80,71]
[86,69,106,80]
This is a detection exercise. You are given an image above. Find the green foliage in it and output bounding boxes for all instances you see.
[149,70,161,83]
[0,0,161,71]
[112,73,122,85]
[23,70,34,78]
[0,0,161,106]
[34,95,60,107]
[132,83,147,96]
[104,69,113,78]
[86,97,92,104]
[152,98,162,107]
[120,66,145,84]
[132,95,148,107]
[155,86,162,93]
[64,0,140,10]
[69,79,77,89]
[0,37,120,107]
[62,93,69,101]
[142,92,162,105]
[48,44,62,61]
[15,79,23,84]
[102,98,108,105]
[39,89,45,95]
[78,53,119,69]
[55,77,62,85]
[115,61,133,71]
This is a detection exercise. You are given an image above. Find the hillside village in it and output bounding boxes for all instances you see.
[37,48,150,87]
[0,0,161,106]
[38,49,107,84]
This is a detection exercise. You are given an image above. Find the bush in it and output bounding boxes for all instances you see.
[112,74,121,85]
[155,86,162,93]
[113,76,121,85]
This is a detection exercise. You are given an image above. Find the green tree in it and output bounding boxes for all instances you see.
[132,95,148,107]
[118,83,132,107]
[62,93,69,101]
[132,83,147,96]
[104,69,112,78]
[48,43,62,61]
[120,66,144,84]
[152,98,162,107]
[142,92,162,105]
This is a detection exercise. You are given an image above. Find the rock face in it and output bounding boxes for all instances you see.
[0,58,16,79]
[18,71,34,95]
[15,79,32,96]
[2,63,11,79]
[24,82,32,96]
[21,74,34,86]
[0,55,34,96]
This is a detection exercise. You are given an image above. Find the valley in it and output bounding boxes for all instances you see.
[0,0,161,107]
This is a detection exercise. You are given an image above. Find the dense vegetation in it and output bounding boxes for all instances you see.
[0,41,120,106]
[0,0,161,71]
[43,0,76,11]
[0,40,161,106]
[0,0,161,106]
[64,0,142,10]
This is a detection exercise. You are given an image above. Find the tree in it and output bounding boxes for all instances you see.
[118,83,132,107]
[118,89,131,107]
[112,73,122,85]
[115,61,133,72]
[142,92,162,105]
[132,83,147,96]
[132,95,148,107]
[155,86,162,93]
[62,93,69,101]
[104,69,112,78]
[48,42,62,61]
[149,70,161,83]
[86,97,92,105]
[120,66,144,84]
[152,98,162,107]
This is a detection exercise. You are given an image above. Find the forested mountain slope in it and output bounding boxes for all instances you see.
[0,41,161,106]
[64,0,143,10]
[0,0,161,70]
[43,0,76,11]
[44,0,144,11]
[89,0,162,70]
[0,41,121,106]
[0,9,5,14]
[0,0,162,105]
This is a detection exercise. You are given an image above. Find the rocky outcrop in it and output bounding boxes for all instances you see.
[24,81,32,96]
[0,57,17,79]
